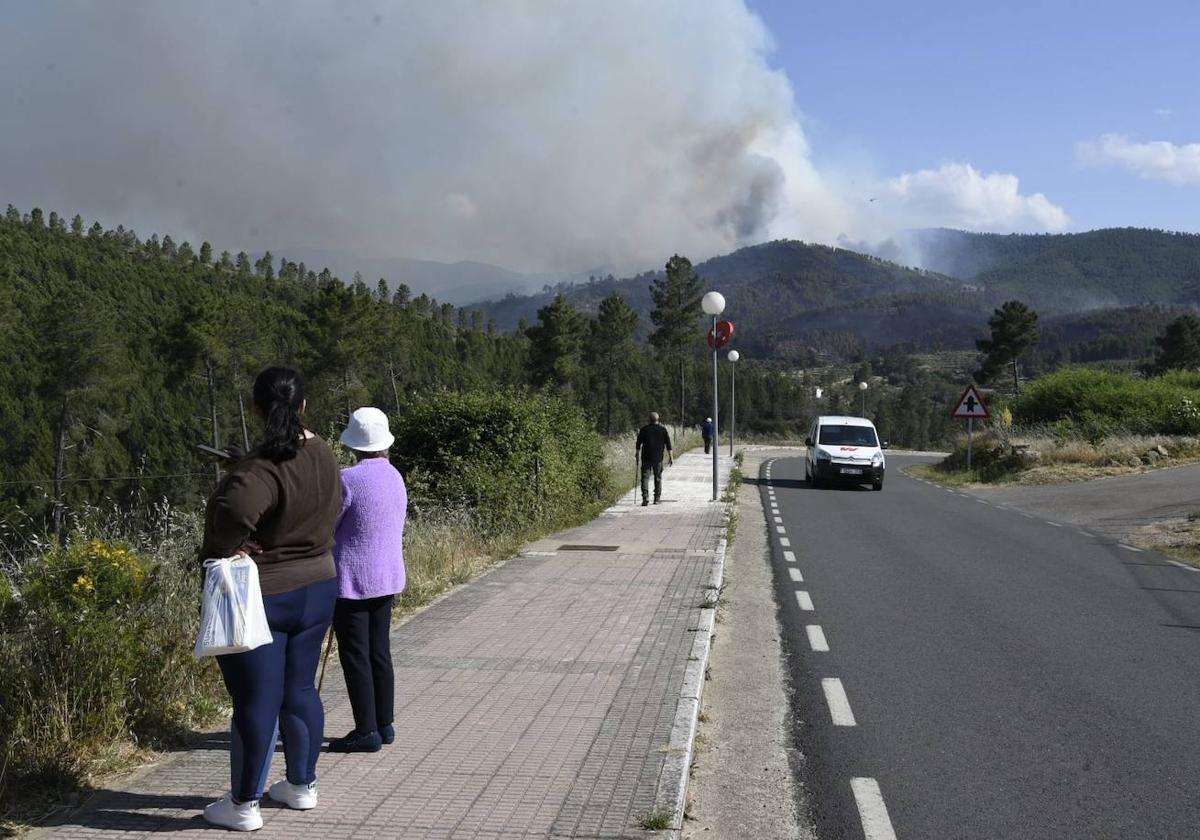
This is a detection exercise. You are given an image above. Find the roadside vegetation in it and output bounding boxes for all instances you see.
[919,364,1200,487]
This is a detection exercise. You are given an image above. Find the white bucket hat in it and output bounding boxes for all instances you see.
[340,407,395,452]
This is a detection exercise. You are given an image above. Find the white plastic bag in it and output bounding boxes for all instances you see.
[194,555,274,658]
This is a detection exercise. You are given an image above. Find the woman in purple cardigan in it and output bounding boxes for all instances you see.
[329,407,408,753]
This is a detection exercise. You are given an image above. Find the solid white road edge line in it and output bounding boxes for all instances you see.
[821,678,856,726]
[783,550,797,563]
[806,625,829,652]
[796,591,814,611]
[1120,544,1143,552]
[851,777,898,840]
[788,567,803,582]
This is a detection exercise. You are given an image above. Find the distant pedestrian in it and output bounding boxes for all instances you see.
[636,411,673,506]
[200,367,342,831]
[702,417,714,454]
[329,407,408,754]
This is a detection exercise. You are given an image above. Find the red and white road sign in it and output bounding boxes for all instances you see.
[952,384,990,419]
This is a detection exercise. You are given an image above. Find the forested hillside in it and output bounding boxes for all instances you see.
[480,229,1200,364]
[0,206,825,528]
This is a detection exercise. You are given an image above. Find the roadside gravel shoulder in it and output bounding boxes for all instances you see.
[682,447,816,840]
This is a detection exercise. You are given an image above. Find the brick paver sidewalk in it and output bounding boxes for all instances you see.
[38,450,730,839]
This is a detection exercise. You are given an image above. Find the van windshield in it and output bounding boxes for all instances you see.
[818,425,878,447]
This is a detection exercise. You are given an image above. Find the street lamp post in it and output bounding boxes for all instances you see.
[701,291,725,502]
[727,350,740,456]
[859,381,868,416]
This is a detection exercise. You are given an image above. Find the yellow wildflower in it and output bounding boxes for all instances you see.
[73,575,95,594]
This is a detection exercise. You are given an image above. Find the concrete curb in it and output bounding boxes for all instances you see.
[652,506,731,835]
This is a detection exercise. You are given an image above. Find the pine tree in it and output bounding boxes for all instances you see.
[976,300,1039,395]
[649,255,703,428]
[527,294,586,390]
[587,292,638,434]
[1150,314,1200,374]
[199,241,213,264]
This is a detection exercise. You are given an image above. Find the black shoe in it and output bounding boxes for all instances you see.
[328,730,382,753]
[641,500,649,507]
[653,498,661,505]
[379,724,395,745]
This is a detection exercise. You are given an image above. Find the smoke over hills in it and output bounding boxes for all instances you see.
[0,2,1068,276]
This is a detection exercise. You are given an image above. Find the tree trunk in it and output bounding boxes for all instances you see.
[233,365,251,452]
[679,356,685,440]
[388,358,402,415]
[205,355,220,484]
[52,393,70,542]
[1011,356,1021,396]
[604,371,612,436]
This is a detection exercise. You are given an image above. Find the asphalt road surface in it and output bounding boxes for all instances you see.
[761,454,1200,840]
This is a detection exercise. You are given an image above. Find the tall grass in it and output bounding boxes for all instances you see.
[0,504,226,822]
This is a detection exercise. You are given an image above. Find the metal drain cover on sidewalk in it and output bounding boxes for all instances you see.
[558,544,620,551]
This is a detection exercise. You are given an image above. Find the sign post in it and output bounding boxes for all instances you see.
[951,384,990,470]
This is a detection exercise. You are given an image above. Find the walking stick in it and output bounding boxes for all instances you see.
[634,451,640,505]
[317,626,335,694]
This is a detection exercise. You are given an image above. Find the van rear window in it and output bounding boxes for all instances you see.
[818,425,878,447]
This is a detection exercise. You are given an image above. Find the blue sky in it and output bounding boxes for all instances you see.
[749,0,1199,233]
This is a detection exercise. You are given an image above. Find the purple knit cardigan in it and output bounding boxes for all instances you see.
[333,458,408,600]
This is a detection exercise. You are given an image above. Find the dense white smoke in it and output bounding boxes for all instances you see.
[0,1,1067,277]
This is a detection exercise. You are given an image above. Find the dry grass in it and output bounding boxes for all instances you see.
[921,432,1200,487]
[1130,513,1200,569]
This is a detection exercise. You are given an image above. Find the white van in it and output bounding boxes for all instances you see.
[804,415,886,490]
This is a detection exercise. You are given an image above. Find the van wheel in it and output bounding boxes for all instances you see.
[872,479,884,491]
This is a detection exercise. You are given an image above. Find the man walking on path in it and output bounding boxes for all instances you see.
[636,412,673,506]
[702,417,714,454]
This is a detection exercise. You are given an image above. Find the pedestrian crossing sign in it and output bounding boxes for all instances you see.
[952,384,990,419]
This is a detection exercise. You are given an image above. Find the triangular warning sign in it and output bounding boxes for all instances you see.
[952,384,990,419]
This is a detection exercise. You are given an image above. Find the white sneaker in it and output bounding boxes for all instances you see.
[203,792,263,831]
[267,779,318,810]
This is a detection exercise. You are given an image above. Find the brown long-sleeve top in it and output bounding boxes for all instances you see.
[200,435,343,595]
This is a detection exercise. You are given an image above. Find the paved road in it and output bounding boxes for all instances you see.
[972,462,1200,543]
[762,454,1200,840]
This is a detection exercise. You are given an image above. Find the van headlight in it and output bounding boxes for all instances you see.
[815,449,831,461]
[872,453,884,467]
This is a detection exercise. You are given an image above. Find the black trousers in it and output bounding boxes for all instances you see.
[332,595,394,735]
[640,460,664,501]
[703,438,712,454]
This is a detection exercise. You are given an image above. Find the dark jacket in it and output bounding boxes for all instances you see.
[702,420,714,440]
[636,423,672,465]
[200,435,343,595]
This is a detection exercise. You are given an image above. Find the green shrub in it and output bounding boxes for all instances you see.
[0,531,224,807]
[392,389,609,535]
[1014,367,1200,434]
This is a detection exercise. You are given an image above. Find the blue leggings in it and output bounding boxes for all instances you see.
[217,576,337,802]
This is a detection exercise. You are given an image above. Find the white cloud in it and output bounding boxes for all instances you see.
[880,163,1070,232]
[1077,134,1200,186]
[1154,108,1176,118]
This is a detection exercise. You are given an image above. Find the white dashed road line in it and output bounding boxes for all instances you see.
[783,550,797,563]
[821,678,857,726]
[788,567,803,583]
[777,526,787,534]
[1048,522,1062,528]
[780,537,791,547]
[796,591,814,611]
[773,516,784,524]
[1120,544,1144,553]
[851,777,898,840]
[806,624,829,652]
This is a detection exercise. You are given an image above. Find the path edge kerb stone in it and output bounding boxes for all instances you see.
[651,501,731,835]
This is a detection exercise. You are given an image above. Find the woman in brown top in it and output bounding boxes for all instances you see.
[200,367,342,832]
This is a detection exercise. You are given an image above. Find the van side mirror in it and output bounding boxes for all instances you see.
[881,441,890,450]
[805,437,813,447]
